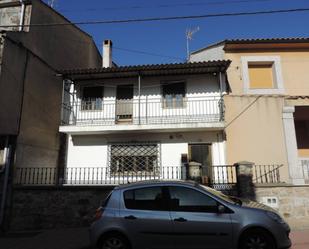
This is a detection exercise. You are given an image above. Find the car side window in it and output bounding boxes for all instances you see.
[124,187,167,211]
[168,186,218,213]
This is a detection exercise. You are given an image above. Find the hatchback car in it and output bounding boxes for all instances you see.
[90,180,291,249]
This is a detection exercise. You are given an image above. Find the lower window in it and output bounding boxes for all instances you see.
[109,143,159,174]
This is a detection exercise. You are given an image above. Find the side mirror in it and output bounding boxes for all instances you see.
[217,205,226,214]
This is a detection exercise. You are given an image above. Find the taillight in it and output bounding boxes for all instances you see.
[94,207,103,221]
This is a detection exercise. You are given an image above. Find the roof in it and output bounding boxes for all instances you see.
[191,37,309,54]
[115,180,198,190]
[58,60,231,80]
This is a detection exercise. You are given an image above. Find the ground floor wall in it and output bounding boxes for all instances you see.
[9,186,113,231]
[66,131,226,171]
[256,185,309,230]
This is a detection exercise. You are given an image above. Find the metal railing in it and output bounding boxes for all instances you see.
[14,165,236,186]
[14,164,284,186]
[300,158,309,183]
[14,166,186,186]
[252,164,283,184]
[61,96,224,126]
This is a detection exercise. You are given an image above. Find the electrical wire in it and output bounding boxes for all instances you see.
[58,0,287,13]
[113,47,185,61]
[1,8,309,28]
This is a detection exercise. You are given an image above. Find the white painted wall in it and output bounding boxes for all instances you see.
[190,45,225,62]
[65,131,227,184]
[68,74,222,125]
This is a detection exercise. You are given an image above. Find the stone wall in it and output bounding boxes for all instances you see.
[256,184,309,229]
[9,186,114,231]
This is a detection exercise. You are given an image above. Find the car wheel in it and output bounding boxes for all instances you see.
[239,229,276,249]
[100,234,130,249]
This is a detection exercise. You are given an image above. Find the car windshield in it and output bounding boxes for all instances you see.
[198,184,242,206]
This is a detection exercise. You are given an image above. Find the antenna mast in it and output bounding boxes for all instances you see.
[186,26,200,61]
[48,0,57,8]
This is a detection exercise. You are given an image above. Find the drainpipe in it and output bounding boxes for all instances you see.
[19,0,26,32]
[138,73,141,125]
[60,78,65,125]
[0,136,11,230]
[218,72,224,121]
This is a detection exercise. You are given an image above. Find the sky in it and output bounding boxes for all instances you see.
[43,0,309,66]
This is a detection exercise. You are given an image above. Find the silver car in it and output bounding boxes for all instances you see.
[90,180,291,249]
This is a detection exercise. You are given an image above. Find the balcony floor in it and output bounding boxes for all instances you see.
[59,121,225,134]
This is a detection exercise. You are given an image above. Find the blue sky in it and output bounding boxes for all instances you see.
[44,0,309,66]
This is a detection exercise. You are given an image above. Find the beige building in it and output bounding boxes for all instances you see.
[191,38,309,185]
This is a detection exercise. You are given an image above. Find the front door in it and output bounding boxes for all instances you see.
[189,144,212,183]
[116,84,134,122]
[168,186,233,249]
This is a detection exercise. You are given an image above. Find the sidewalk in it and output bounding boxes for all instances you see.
[290,230,309,249]
[0,227,308,249]
[0,228,91,249]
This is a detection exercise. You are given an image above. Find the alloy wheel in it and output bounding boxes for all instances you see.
[245,235,267,249]
[102,237,126,249]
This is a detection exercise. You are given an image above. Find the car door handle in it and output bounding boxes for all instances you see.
[174,217,187,222]
[124,215,137,220]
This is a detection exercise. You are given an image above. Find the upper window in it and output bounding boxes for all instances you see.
[241,56,284,94]
[124,187,167,211]
[168,186,218,213]
[162,81,186,108]
[110,143,159,175]
[81,86,104,110]
[248,63,274,89]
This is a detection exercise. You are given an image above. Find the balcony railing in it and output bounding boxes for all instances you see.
[14,165,236,187]
[252,164,283,184]
[300,158,309,183]
[61,96,224,126]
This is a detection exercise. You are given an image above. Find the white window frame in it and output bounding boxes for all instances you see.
[241,56,285,94]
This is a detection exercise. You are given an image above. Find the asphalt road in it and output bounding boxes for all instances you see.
[0,227,308,249]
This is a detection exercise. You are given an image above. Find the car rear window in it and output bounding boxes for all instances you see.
[124,187,167,211]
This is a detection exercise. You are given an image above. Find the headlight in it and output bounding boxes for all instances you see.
[266,211,286,224]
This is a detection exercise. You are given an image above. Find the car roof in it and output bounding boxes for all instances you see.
[115,180,199,190]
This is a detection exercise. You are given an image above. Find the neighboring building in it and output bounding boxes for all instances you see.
[191,38,309,185]
[0,0,101,228]
[55,41,231,186]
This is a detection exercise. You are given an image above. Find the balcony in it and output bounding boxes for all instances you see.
[60,96,225,134]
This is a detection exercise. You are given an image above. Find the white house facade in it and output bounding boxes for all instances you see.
[57,54,231,185]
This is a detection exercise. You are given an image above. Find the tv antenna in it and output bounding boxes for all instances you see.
[186,26,200,61]
[48,0,58,8]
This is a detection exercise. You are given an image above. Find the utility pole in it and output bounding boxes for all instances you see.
[186,27,200,61]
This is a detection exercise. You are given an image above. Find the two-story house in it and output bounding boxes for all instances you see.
[191,38,309,186]
[55,40,231,186]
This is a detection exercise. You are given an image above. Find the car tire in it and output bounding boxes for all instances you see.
[239,228,276,249]
[100,234,130,249]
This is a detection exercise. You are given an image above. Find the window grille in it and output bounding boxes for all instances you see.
[109,143,159,175]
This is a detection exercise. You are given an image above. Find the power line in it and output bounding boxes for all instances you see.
[113,46,185,61]
[224,96,262,130]
[1,8,309,28]
[58,0,285,13]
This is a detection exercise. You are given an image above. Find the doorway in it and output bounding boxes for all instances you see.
[188,144,213,182]
[116,85,134,122]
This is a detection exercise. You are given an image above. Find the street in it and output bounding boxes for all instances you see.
[0,227,308,249]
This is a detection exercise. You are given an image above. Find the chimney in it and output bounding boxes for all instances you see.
[103,40,113,68]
